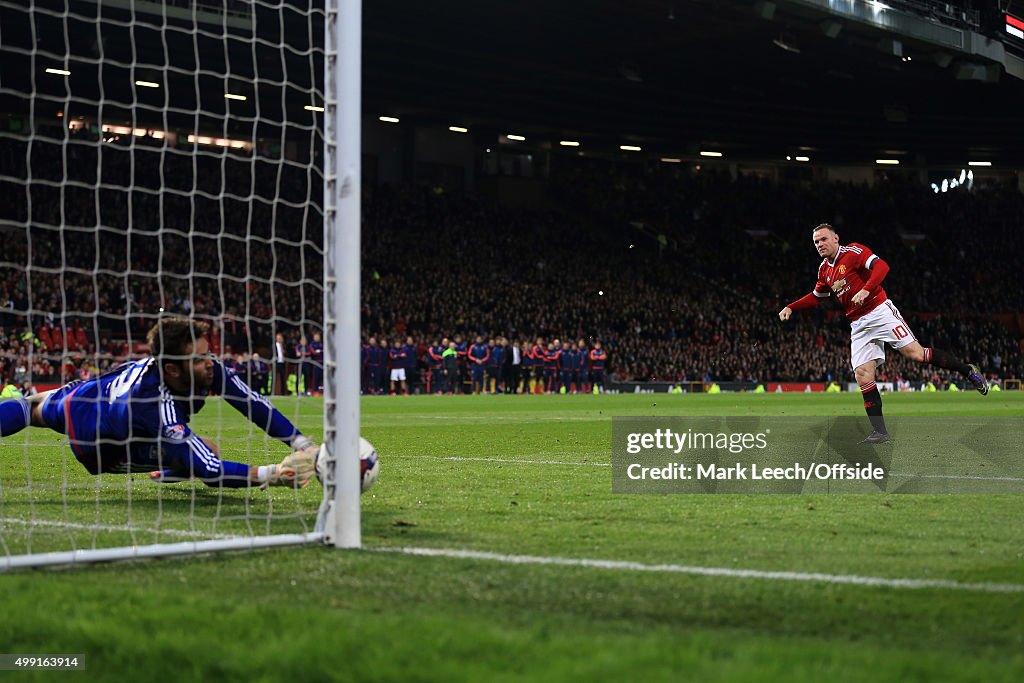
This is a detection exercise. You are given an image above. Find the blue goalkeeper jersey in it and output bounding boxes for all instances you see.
[40,356,303,477]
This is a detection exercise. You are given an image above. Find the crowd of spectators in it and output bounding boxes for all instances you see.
[0,129,322,341]
[551,158,1024,314]
[0,129,1020,390]
[360,178,1022,387]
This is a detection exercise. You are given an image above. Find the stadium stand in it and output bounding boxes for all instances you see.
[0,134,1020,390]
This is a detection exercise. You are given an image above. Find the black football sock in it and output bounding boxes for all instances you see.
[922,347,972,375]
[859,382,887,434]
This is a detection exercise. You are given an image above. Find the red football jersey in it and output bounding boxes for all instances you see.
[813,242,887,321]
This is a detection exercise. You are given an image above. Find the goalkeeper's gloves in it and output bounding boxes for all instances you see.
[290,434,316,452]
[260,446,319,490]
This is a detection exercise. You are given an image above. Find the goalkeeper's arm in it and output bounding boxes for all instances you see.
[152,430,317,489]
[212,359,316,451]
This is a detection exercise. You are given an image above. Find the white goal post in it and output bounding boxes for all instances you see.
[321,0,363,549]
[0,0,362,570]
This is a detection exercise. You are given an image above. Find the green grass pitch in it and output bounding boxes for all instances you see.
[1,392,1022,682]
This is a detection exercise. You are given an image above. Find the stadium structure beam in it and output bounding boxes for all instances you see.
[776,0,1023,80]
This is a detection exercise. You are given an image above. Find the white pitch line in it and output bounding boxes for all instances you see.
[376,546,1024,594]
[0,517,240,540]
[386,454,1024,482]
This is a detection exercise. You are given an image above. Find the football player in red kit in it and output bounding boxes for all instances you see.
[779,223,987,444]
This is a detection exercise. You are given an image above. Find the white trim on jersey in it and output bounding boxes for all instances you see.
[185,434,221,471]
[813,290,830,298]
[160,388,179,427]
[829,243,864,268]
[865,254,879,269]
[229,373,274,410]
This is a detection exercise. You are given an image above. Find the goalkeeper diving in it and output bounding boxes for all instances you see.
[0,317,318,488]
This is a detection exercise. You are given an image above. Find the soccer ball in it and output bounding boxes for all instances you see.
[315,437,380,493]
[359,437,380,492]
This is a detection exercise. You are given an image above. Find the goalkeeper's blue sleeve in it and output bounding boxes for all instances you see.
[158,429,252,488]
[213,361,305,446]
[0,396,30,436]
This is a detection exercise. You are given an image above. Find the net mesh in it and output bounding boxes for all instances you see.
[0,0,327,561]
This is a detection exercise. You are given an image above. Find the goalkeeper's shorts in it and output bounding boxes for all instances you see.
[40,381,156,475]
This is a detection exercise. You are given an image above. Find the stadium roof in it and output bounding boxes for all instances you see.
[3,0,1021,167]
[363,0,1024,166]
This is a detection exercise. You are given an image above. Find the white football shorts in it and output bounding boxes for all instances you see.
[849,299,917,369]
[390,368,407,381]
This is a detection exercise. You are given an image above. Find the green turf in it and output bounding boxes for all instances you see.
[1,393,1023,682]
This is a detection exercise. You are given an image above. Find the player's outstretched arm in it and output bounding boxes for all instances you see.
[782,291,826,320]
[150,428,253,487]
[213,359,315,450]
[151,433,317,489]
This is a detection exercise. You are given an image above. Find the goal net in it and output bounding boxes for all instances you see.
[0,0,362,569]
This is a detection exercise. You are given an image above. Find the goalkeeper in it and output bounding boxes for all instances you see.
[0,317,318,489]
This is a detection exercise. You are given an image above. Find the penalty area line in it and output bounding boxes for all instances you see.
[374,546,1024,594]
